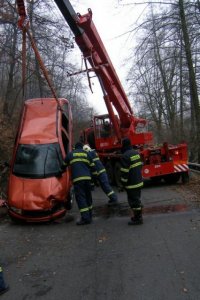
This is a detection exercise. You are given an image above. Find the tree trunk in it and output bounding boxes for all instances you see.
[179,0,200,162]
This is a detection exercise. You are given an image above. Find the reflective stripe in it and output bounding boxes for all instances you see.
[90,162,95,167]
[125,182,143,189]
[73,176,91,183]
[130,162,142,169]
[107,191,114,196]
[92,171,98,175]
[130,154,140,161]
[121,178,128,182]
[98,169,106,175]
[120,167,129,173]
[88,205,93,210]
[80,207,90,213]
[70,158,90,165]
[0,267,2,272]
[73,153,87,157]
[121,162,142,172]
[132,207,142,211]
[93,157,99,162]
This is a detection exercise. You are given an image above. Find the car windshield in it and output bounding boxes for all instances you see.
[13,143,63,178]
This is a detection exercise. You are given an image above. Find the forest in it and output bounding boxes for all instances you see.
[0,0,200,163]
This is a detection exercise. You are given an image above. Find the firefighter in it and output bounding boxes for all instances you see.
[62,142,95,225]
[0,267,9,295]
[83,144,118,206]
[120,137,144,225]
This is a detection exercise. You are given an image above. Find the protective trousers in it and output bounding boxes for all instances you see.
[126,188,142,209]
[74,180,93,222]
[98,172,117,201]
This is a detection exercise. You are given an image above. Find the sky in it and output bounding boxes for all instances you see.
[60,0,147,114]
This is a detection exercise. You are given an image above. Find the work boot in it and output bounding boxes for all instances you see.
[128,216,143,225]
[0,268,9,295]
[108,194,119,206]
[76,218,92,225]
[128,209,143,225]
[107,198,118,207]
[0,286,9,295]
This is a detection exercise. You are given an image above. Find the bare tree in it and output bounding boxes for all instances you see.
[0,0,94,141]
[125,0,200,161]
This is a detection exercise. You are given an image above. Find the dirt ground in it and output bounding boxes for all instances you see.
[174,172,200,208]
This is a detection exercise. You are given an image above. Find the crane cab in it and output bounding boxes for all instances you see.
[7,98,73,222]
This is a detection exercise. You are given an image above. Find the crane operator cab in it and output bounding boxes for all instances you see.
[100,120,112,138]
[92,115,120,151]
[7,98,73,222]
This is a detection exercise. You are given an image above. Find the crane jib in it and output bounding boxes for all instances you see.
[54,0,84,37]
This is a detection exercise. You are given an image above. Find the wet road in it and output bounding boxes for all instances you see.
[0,179,200,300]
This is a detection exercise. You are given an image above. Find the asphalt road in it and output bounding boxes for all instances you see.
[0,179,200,300]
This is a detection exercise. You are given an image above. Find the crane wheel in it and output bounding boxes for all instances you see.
[163,173,181,184]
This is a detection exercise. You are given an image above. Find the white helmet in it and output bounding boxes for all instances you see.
[83,144,91,152]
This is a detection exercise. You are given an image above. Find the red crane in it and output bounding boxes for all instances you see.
[54,0,189,186]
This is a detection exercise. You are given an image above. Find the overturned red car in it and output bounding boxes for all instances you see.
[7,98,73,222]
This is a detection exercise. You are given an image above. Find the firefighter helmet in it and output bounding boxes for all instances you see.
[83,144,91,152]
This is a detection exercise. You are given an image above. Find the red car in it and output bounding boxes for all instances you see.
[7,98,73,222]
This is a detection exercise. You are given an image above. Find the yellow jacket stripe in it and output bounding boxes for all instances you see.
[93,157,99,162]
[130,162,142,169]
[73,176,91,183]
[70,158,90,165]
[73,153,88,157]
[120,167,129,173]
[130,154,140,161]
[125,182,144,189]
[80,207,90,212]
[121,161,142,172]
[98,168,106,175]
[107,191,114,196]
[121,177,128,182]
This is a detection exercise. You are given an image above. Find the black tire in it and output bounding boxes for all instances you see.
[150,176,162,184]
[163,173,181,184]
[114,161,122,187]
[9,214,25,224]
[182,172,189,184]
[105,161,114,185]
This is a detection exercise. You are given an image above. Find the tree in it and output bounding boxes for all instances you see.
[0,0,94,145]
[125,0,200,161]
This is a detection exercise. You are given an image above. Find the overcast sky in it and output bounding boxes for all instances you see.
[62,0,147,114]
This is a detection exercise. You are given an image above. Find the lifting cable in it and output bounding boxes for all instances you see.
[18,11,61,109]
[22,27,26,97]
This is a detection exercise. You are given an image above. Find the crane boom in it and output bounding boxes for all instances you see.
[54,0,140,132]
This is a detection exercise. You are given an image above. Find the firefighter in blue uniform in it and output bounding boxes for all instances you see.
[120,137,144,225]
[62,142,95,225]
[0,267,9,295]
[83,144,118,206]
